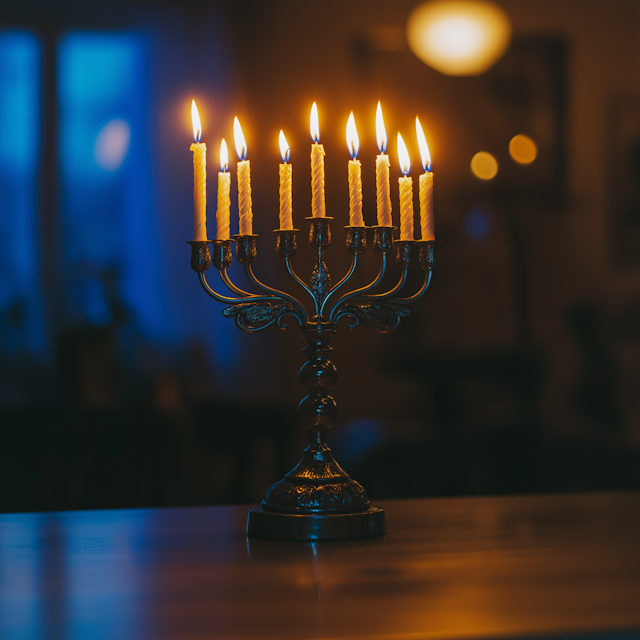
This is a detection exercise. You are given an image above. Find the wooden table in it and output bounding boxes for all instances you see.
[1,492,639,640]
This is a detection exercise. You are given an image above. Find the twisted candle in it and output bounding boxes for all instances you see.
[311,143,326,218]
[216,172,231,240]
[279,163,293,230]
[419,171,434,241]
[399,176,414,241]
[190,142,207,241]
[348,159,363,226]
[238,160,253,235]
[376,154,392,226]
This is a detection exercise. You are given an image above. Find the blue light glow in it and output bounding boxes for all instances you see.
[59,33,172,342]
[464,207,492,242]
[0,32,43,355]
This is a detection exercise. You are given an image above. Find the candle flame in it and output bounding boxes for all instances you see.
[416,117,432,172]
[191,100,202,143]
[376,101,387,154]
[310,102,320,143]
[397,133,411,176]
[279,130,291,163]
[346,112,360,159]
[220,139,229,172]
[233,117,247,161]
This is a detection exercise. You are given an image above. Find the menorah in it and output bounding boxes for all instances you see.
[188,218,437,541]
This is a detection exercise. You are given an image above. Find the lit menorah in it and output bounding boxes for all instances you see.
[188,221,437,540]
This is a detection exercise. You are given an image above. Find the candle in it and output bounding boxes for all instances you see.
[233,117,253,235]
[397,133,414,241]
[375,101,392,227]
[346,112,364,227]
[310,102,326,218]
[216,139,231,240]
[278,130,293,230]
[190,100,207,241]
[416,117,434,241]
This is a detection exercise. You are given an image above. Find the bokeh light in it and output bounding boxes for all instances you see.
[93,118,130,171]
[509,133,538,165]
[470,151,498,180]
[407,0,511,76]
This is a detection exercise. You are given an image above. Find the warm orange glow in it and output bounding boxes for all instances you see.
[471,151,498,180]
[310,102,320,143]
[509,134,537,165]
[220,139,229,172]
[191,100,202,143]
[376,101,388,153]
[279,130,290,163]
[233,117,247,161]
[346,112,360,159]
[415,117,432,172]
[407,1,511,76]
[397,133,411,176]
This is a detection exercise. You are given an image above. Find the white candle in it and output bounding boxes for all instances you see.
[233,117,253,235]
[310,102,326,218]
[397,133,414,241]
[375,102,392,227]
[346,112,364,227]
[278,130,293,230]
[416,117,435,241]
[190,100,207,241]
[216,139,231,240]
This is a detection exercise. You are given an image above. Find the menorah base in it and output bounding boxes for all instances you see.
[246,506,385,541]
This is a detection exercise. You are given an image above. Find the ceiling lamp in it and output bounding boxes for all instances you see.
[407,0,512,76]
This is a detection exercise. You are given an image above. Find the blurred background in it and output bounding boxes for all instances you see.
[1,0,640,513]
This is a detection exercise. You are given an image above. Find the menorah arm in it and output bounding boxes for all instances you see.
[319,254,358,318]
[245,264,309,322]
[395,268,432,303]
[285,257,318,315]
[198,272,272,304]
[220,268,255,298]
[360,266,409,301]
[328,254,387,322]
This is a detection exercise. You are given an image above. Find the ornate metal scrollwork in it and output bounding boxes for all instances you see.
[339,301,411,332]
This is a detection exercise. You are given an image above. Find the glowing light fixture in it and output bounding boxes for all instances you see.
[407,0,511,76]
[509,134,537,165]
[471,151,498,180]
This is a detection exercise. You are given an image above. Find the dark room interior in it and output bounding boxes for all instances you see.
[1,1,639,638]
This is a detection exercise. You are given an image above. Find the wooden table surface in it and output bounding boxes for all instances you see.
[1,492,639,640]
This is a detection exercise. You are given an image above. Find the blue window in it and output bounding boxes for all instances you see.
[58,33,170,341]
[0,32,42,355]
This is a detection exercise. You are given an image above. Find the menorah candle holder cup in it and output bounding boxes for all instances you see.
[187,217,437,540]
